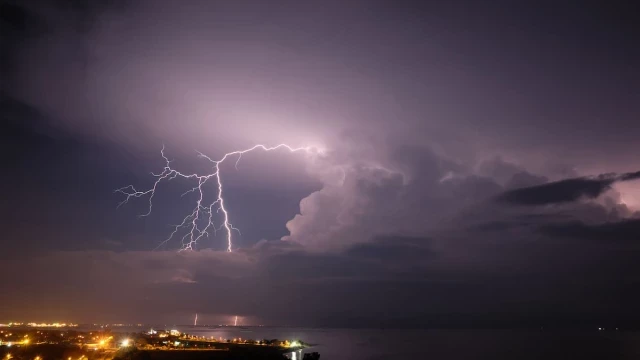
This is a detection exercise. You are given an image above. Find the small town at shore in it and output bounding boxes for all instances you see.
[0,327,320,360]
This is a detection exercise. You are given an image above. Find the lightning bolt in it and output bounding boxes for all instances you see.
[116,144,321,252]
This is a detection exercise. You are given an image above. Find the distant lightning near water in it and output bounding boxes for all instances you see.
[116,144,322,252]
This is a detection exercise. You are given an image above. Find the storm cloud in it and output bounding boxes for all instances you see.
[496,171,640,206]
[2,0,640,328]
[540,219,640,243]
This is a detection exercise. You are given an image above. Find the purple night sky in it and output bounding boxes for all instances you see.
[1,0,639,327]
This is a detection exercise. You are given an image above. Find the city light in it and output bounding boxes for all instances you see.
[0,322,78,328]
[0,328,308,357]
[26,323,78,328]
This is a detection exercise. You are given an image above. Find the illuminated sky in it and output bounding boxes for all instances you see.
[1,0,639,327]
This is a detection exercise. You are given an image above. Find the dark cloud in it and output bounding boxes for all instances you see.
[466,220,531,233]
[504,171,548,190]
[540,219,640,243]
[346,235,435,264]
[4,228,640,328]
[620,171,640,182]
[498,177,614,205]
[496,171,640,206]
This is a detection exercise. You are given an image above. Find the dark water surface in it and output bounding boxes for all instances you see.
[156,327,640,360]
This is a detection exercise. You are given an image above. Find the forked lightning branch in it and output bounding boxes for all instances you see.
[116,144,321,252]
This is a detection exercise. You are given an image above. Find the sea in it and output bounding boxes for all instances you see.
[83,326,640,359]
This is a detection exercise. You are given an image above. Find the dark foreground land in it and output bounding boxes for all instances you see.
[1,344,114,360]
[115,347,291,360]
[0,327,319,360]
[0,345,321,360]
